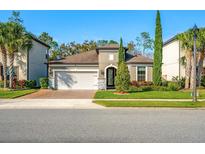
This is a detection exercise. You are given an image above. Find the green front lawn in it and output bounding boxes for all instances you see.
[94,90,205,99]
[94,101,205,108]
[0,89,38,99]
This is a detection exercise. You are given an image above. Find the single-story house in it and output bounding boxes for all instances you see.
[49,44,153,90]
[0,35,50,86]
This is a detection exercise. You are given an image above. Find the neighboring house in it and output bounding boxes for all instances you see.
[0,36,50,86]
[162,36,205,81]
[49,44,153,90]
[162,36,183,81]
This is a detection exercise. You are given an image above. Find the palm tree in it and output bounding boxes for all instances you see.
[177,28,205,89]
[5,22,32,88]
[177,30,194,89]
[197,28,205,86]
[0,22,8,88]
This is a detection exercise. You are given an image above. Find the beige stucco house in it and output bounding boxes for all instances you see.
[0,36,50,86]
[49,44,153,90]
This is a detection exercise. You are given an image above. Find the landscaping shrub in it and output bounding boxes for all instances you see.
[0,81,4,88]
[130,81,153,87]
[201,76,205,87]
[151,85,170,91]
[172,76,185,89]
[25,80,36,89]
[12,78,18,89]
[130,80,138,87]
[0,80,9,88]
[161,79,168,87]
[141,86,153,91]
[168,82,180,91]
[115,62,130,92]
[129,86,143,92]
[18,80,26,89]
[129,85,174,92]
[39,77,49,89]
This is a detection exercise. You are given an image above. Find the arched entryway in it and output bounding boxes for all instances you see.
[106,67,117,89]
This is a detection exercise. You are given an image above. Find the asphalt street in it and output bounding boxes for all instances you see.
[0,108,205,142]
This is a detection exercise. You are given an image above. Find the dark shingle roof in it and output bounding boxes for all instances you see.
[49,50,98,64]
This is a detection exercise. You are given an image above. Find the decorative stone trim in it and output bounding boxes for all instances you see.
[98,78,106,90]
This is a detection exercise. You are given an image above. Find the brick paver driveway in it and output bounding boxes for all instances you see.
[19,89,96,99]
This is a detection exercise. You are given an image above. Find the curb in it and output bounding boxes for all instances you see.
[93,99,205,102]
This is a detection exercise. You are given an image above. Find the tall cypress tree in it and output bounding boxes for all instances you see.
[118,37,125,64]
[153,10,163,85]
[115,38,130,92]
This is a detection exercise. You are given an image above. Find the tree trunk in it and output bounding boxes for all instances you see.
[185,50,192,89]
[197,50,205,87]
[0,45,7,89]
[8,53,14,89]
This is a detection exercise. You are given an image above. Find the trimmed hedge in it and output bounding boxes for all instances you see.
[167,82,180,91]
[39,77,49,89]
[129,85,177,92]
[25,80,36,89]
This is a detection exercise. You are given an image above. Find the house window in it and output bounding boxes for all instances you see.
[137,66,146,81]
[109,54,114,60]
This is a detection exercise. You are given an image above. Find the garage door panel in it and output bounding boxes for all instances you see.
[55,71,98,90]
[56,72,77,89]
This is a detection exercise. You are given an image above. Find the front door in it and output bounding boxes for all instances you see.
[106,67,116,89]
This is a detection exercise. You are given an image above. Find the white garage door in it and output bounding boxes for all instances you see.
[55,71,98,90]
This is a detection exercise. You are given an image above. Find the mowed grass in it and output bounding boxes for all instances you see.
[94,101,205,108]
[0,89,38,99]
[94,90,205,99]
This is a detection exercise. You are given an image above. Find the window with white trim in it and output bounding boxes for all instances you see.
[137,66,146,81]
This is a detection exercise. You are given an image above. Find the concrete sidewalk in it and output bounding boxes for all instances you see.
[0,99,104,109]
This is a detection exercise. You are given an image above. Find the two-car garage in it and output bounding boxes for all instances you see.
[54,69,98,90]
[49,50,100,90]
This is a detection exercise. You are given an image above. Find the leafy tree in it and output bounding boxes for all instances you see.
[115,62,130,92]
[153,10,163,86]
[141,32,154,55]
[0,22,8,88]
[135,32,154,56]
[135,36,142,52]
[97,40,118,46]
[109,40,118,44]
[118,38,125,64]
[80,40,96,53]
[127,41,135,52]
[38,32,58,50]
[97,40,108,46]
[38,32,59,59]
[49,50,61,60]
[38,32,53,45]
